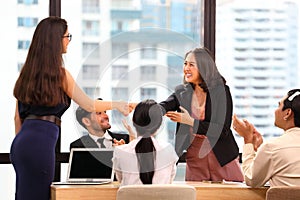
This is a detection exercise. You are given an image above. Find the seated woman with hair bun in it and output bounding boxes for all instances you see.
[112,99,179,185]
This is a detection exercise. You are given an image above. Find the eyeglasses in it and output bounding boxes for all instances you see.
[62,33,72,41]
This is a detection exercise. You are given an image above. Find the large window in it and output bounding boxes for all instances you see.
[7,1,300,198]
[0,0,208,198]
[216,0,300,148]
[61,0,202,154]
[0,2,48,199]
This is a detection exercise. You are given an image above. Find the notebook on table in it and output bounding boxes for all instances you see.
[53,148,114,185]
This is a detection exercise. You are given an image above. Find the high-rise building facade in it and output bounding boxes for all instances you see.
[216,0,299,146]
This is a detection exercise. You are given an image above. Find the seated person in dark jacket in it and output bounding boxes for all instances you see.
[70,98,130,150]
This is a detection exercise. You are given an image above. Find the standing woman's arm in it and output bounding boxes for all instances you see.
[14,101,22,135]
[159,92,180,114]
[63,69,132,115]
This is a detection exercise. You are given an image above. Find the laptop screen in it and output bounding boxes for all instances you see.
[67,148,114,182]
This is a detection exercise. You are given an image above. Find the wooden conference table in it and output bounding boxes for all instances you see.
[51,181,269,200]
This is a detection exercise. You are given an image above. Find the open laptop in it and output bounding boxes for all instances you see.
[53,148,114,185]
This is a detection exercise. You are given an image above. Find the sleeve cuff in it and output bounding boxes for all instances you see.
[243,143,254,153]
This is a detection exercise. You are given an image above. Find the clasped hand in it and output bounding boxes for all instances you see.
[112,138,126,146]
[232,114,263,151]
[115,101,137,116]
[165,106,194,126]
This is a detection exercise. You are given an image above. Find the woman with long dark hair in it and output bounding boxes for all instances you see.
[10,16,132,200]
[160,47,244,182]
[113,99,178,185]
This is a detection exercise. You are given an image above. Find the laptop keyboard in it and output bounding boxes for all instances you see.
[67,180,110,184]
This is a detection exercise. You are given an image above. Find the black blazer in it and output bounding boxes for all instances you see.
[69,130,130,150]
[160,83,239,167]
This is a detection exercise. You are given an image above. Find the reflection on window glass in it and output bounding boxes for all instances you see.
[112,87,129,100]
[17,17,38,27]
[82,0,100,13]
[82,42,98,57]
[112,65,128,80]
[18,0,39,4]
[82,20,100,36]
[141,87,157,99]
[83,87,100,97]
[140,65,156,80]
[18,40,30,49]
[141,46,157,59]
[112,43,128,58]
[82,65,100,80]
[216,0,300,148]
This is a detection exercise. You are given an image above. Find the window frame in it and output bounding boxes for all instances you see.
[0,0,217,182]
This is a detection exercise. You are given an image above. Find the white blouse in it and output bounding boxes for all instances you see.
[112,136,179,186]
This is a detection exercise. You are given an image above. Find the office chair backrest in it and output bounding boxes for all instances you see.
[116,184,197,200]
[266,186,300,200]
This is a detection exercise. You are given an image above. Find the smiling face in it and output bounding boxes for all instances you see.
[183,52,201,85]
[81,111,111,137]
[88,111,111,132]
[95,111,111,131]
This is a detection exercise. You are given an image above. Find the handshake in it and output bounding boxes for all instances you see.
[113,101,137,116]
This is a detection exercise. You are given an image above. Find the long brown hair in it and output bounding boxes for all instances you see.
[14,16,68,106]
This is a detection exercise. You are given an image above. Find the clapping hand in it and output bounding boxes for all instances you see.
[252,129,263,151]
[232,114,262,150]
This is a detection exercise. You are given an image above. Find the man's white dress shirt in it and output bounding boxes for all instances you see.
[89,132,113,148]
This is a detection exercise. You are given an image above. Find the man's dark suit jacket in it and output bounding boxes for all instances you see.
[69,130,130,150]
